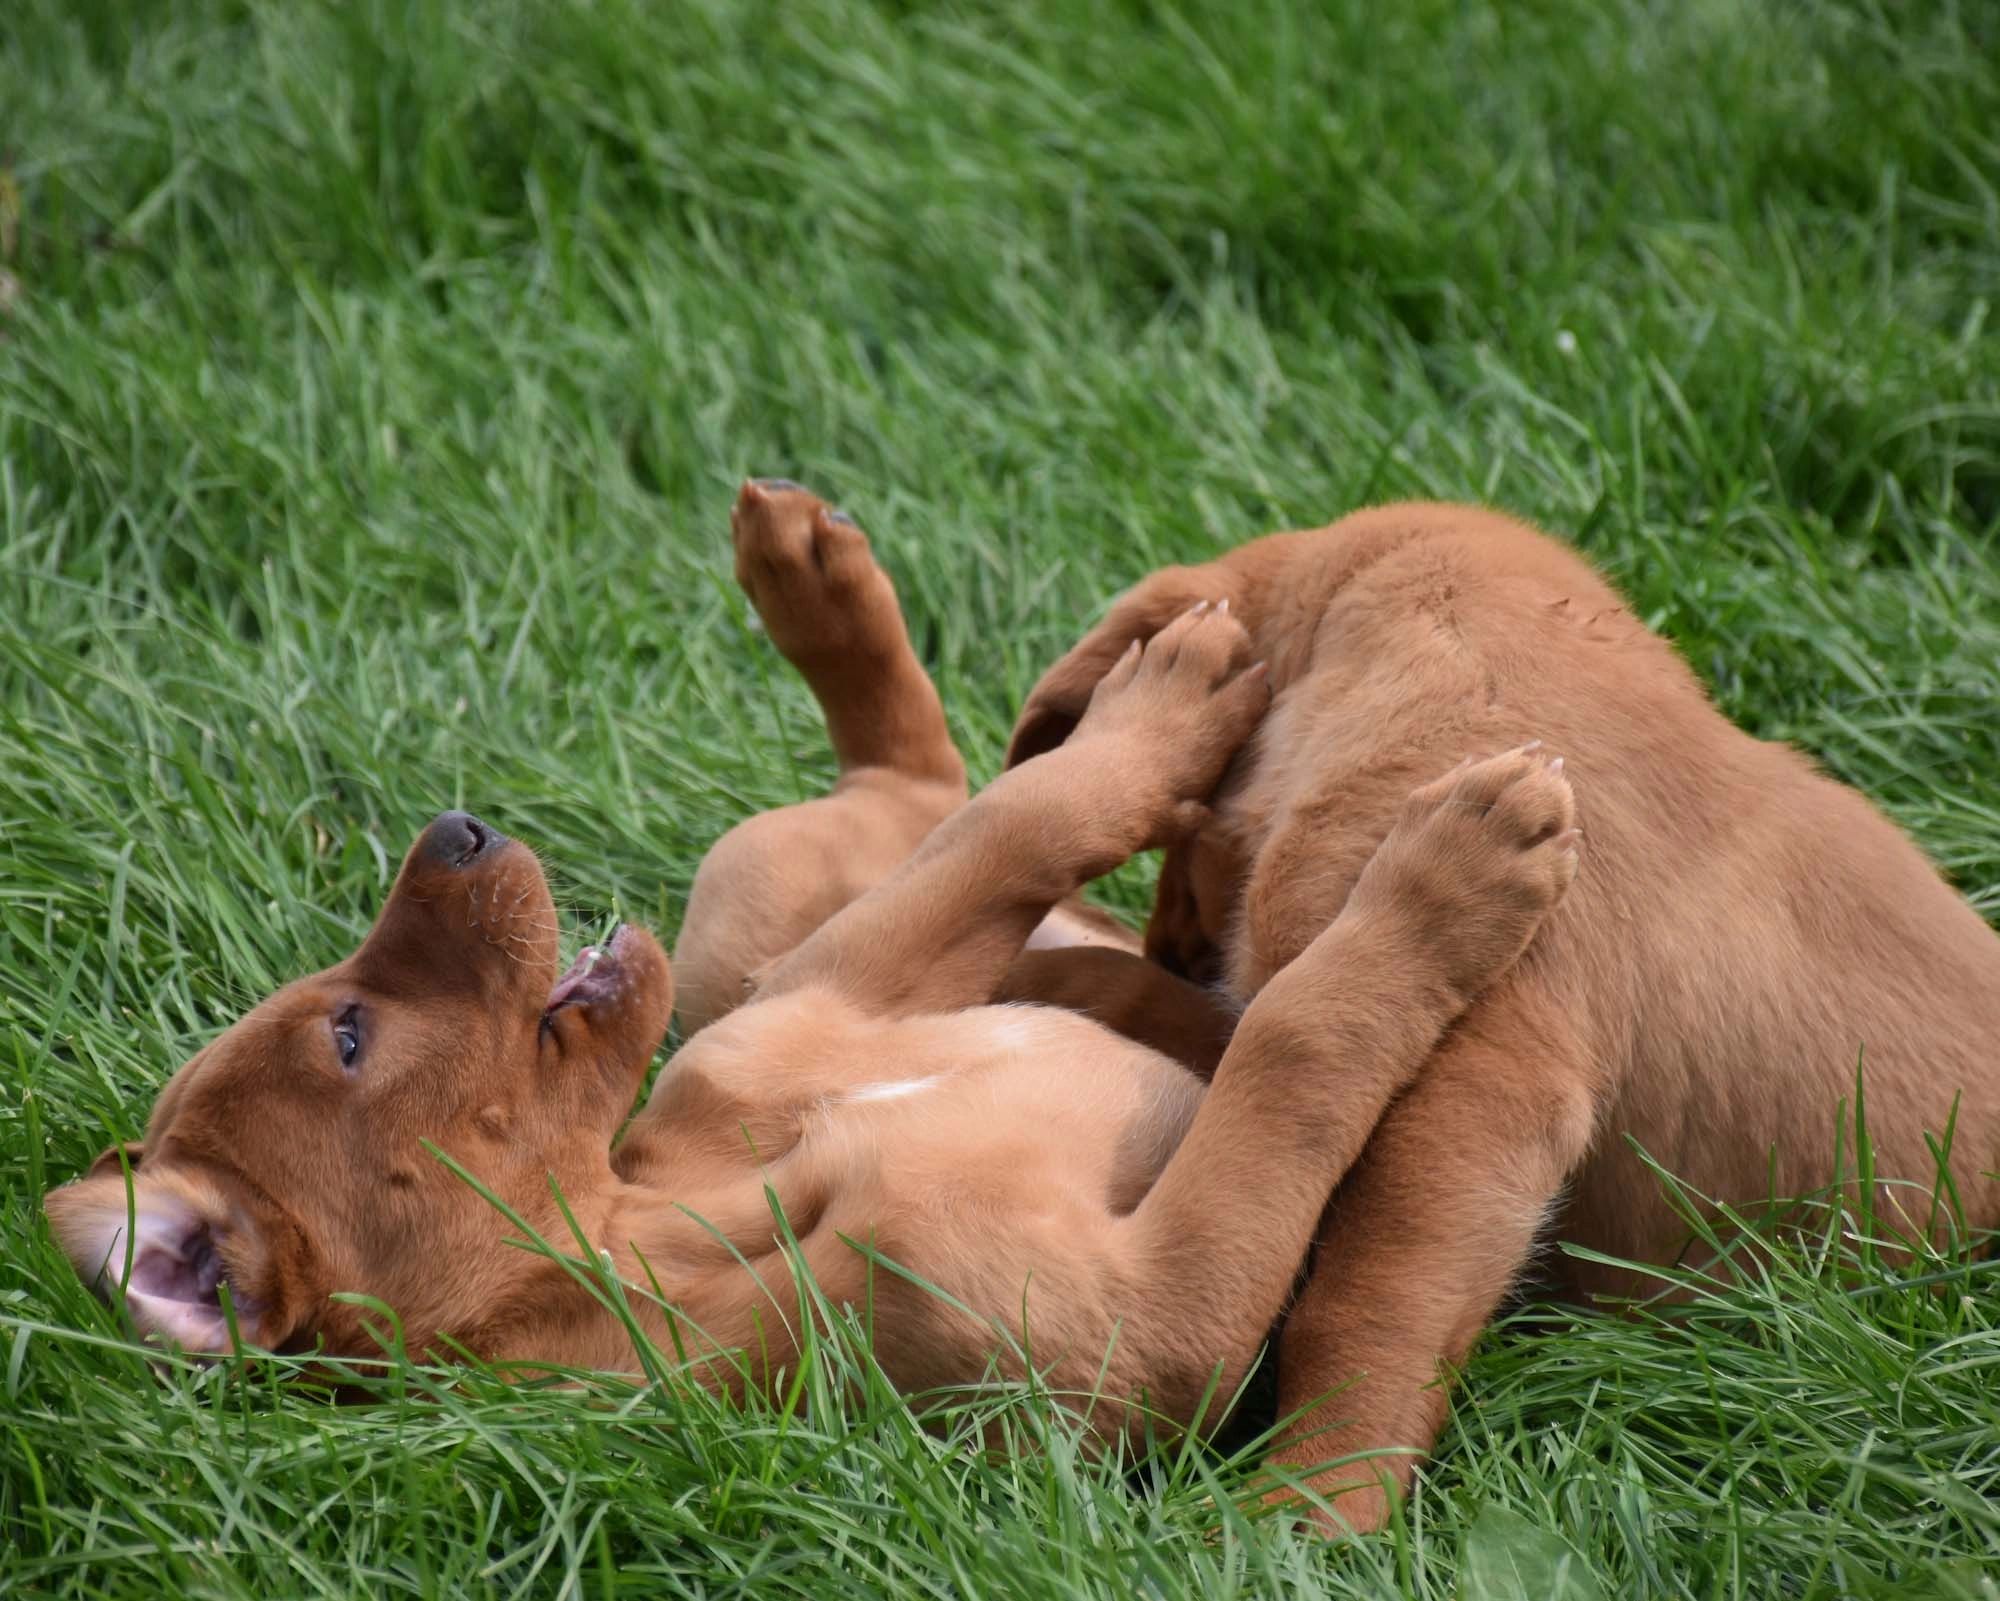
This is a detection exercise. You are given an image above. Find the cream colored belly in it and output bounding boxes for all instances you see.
[797,1006,1206,1373]
[648,994,1206,1248]
[833,1005,1205,1216]
[619,995,1212,1391]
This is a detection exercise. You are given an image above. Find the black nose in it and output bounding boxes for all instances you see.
[420,811,506,868]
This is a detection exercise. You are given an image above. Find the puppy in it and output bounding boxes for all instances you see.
[44,488,1578,1473]
[1006,501,2000,1529]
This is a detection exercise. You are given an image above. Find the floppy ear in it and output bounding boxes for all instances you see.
[85,1141,145,1180]
[1004,568,1228,768]
[44,1165,285,1355]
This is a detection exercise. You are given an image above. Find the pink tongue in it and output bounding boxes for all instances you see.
[545,947,599,1010]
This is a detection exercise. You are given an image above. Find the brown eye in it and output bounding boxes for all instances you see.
[333,1007,362,1071]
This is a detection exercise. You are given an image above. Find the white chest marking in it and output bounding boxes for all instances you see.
[982,1014,1046,1053]
[842,1075,942,1105]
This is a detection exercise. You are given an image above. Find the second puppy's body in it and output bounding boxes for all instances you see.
[1010,502,2000,1524]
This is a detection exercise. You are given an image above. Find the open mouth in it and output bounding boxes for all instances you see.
[544,923,636,1016]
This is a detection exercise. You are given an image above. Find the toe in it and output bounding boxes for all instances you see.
[1460,753,1533,808]
[1146,603,1208,667]
[810,505,873,576]
[1489,763,1575,846]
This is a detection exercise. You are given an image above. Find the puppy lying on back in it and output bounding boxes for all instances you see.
[43,487,1580,1486]
[1007,501,2000,1530]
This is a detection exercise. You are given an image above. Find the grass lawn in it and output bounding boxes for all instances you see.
[4,0,2000,1594]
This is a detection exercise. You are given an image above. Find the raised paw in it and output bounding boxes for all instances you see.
[731,478,906,665]
[1348,743,1580,1003]
[1067,601,1271,844]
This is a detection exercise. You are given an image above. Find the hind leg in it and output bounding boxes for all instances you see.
[673,481,969,1035]
[753,602,1271,1018]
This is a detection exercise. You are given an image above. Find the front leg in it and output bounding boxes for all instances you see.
[754,604,1269,1017]
[1262,981,1598,1533]
[1096,747,1581,1430]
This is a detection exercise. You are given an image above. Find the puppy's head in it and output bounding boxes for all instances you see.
[43,812,673,1359]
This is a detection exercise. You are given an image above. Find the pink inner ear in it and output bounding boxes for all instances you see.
[130,1225,225,1306]
[49,1174,268,1354]
[102,1204,259,1352]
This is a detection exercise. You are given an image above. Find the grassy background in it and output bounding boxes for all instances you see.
[3,0,1999,1594]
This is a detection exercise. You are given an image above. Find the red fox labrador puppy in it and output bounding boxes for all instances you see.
[1005,500,2000,1529]
[44,485,1579,1468]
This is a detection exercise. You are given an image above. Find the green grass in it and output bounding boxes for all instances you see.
[3,0,1999,1594]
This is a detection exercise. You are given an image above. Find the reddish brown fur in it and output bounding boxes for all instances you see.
[1006,501,2000,1529]
[44,486,1579,1470]
[52,488,1994,1537]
